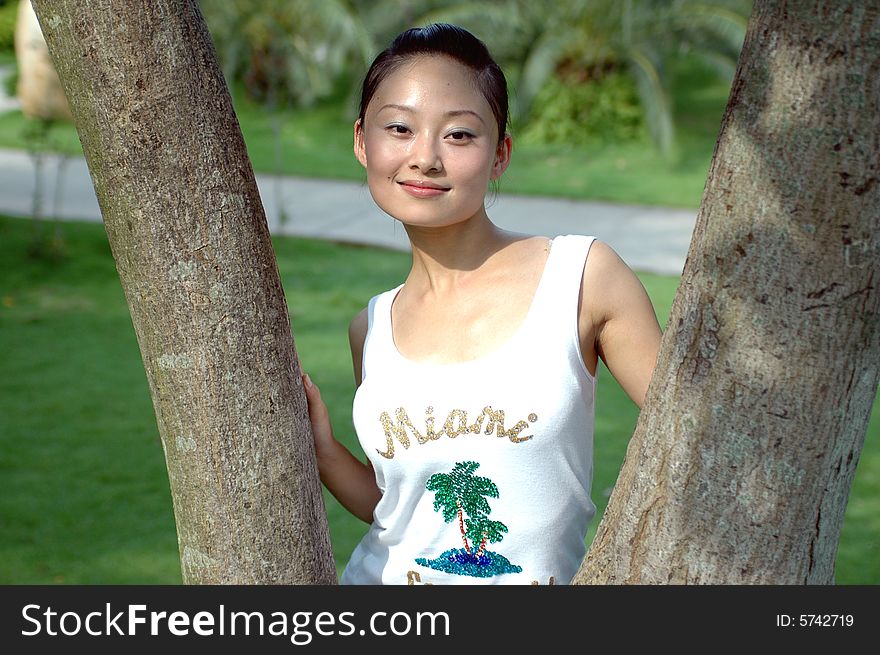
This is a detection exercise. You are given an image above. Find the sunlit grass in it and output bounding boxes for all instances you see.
[1,215,875,583]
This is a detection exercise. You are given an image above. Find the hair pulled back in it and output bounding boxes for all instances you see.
[358,23,509,144]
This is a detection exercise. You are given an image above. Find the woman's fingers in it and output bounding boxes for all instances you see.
[302,373,325,416]
[302,373,335,452]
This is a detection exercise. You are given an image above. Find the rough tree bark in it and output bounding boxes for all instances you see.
[573,0,879,584]
[31,0,336,583]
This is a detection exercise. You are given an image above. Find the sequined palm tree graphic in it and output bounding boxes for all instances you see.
[416,461,522,577]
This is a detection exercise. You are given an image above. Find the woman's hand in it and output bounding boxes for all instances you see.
[300,371,382,523]
[302,373,337,463]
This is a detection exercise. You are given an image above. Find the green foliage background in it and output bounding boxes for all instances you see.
[0,0,17,53]
[521,69,645,146]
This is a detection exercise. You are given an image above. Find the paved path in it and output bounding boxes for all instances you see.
[0,145,696,275]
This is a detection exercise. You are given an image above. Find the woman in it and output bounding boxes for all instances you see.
[302,23,662,585]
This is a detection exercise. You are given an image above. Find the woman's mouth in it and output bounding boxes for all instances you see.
[398,180,450,198]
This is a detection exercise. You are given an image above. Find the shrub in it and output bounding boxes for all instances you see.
[520,67,645,147]
[0,0,17,53]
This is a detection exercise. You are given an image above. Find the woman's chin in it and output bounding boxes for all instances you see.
[378,206,489,231]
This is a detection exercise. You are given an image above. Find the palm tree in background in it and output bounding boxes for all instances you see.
[199,0,752,155]
[417,0,752,153]
[200,0,374,107]
[351,0,455,50]
[199,0,374,225]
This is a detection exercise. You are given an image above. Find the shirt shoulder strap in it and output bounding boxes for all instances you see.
[361,283,403,381]
[527,234,597,344]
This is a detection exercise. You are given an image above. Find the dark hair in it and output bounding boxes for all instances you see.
[358,23,509,144]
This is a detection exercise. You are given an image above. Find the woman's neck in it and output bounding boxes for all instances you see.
[403,211,513,294]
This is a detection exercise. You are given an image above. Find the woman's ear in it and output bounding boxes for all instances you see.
[353,119,368,168]
[490,133,512,180]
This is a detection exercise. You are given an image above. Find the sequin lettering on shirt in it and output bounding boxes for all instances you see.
[530,576,556,585]
[406,570,433,585]
[376,406,538,459]
[415,461,522,578]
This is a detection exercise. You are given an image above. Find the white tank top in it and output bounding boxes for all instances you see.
[341,234,598,585]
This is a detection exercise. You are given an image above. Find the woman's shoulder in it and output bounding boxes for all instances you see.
[581,238,641,318]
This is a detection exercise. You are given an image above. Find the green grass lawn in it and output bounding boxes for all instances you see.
[1,215,877,584]
[0,56,727,208]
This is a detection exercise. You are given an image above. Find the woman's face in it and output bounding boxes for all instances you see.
[355,55,511,229]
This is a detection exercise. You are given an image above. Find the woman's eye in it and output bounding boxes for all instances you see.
[387,124,409,135]
[448,131,473,141]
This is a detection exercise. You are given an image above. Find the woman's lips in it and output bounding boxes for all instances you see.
[398,180,450,198]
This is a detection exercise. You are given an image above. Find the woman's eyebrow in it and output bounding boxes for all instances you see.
[377,104,485,124]
[446,109,485,124]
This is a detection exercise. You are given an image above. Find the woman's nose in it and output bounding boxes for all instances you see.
[409,132,443,174]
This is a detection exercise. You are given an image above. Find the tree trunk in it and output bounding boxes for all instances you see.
[31,0,336,584]
[457,504,471,553]
[573,0,879,584]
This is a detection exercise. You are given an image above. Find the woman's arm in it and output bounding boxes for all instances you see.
[580,240,662,409]
[301,307,381,524]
